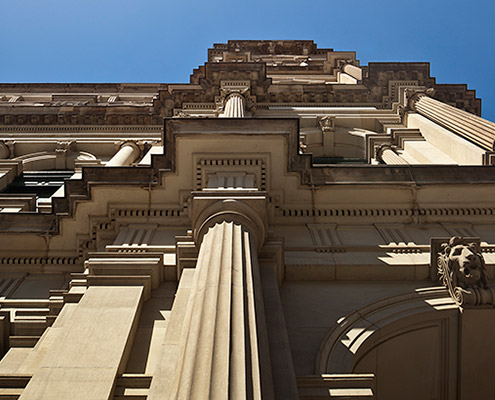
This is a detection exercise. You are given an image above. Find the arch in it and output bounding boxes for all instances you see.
[13,150,97,171]
[317,287,459,399]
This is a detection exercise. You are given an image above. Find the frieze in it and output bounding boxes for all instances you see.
[277,207,495,218]
[0,256,78,265]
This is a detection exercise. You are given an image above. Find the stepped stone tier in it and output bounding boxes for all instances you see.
[0,40,495,399]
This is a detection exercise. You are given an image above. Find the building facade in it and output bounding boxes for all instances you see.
[0,40,494,399]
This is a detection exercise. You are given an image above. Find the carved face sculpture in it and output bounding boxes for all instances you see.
[447,241,488,289]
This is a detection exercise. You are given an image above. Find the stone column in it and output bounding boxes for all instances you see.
[221,93,245,118]
[169,218,274,399]
[107,141,141,166]
[376,144,408,165]
[408,89,495,150]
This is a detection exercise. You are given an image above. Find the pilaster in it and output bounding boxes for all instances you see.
[19,286,144,400]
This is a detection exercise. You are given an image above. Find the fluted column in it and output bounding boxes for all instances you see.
[221,93,246,118]
[409,90,495,150]
[170,219,273,400]
[376,144,408,165]
[106,141,141,166]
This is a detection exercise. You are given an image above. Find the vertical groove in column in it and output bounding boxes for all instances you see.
[246,230,275,400]
[170,221,273,400]
[220,94,246,118]
[210,222,233,398]
[173,222,218,399]
[412,94,495,150]
[230,222,247,398]
[377,146,408,165]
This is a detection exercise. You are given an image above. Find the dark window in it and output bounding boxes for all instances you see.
[1,171,73,198]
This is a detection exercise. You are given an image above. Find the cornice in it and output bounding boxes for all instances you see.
[0,41,481,120]
[2,119,495,234]
[0,125,162,134]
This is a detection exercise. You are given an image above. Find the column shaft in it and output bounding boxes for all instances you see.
[411,94,495,150]
[107,143,140,166]
[221,94,245,118]
[170,221,273,400]
[376,145,408,165]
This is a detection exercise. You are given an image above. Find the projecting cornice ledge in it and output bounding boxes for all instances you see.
[1,164,495,233]
[3,115,495,234]
[305,164,495,185]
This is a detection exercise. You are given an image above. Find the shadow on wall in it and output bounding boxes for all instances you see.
[316,287,458,400]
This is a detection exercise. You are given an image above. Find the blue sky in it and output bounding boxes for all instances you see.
[2,0,494,121]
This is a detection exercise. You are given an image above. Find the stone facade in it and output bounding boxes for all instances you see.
[0,40,494,399]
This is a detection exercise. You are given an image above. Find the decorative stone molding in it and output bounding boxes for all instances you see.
[195,155,268,190]
[434,236,495,307]
[0,125,161,133]
[113,207,184,218]
[375,223,413,245]
[365,128,424,163]
[85,252,164,300]
[277,206,495,219]
[382,80,420,110]
[307,224,341,247]
[0,256,78,265]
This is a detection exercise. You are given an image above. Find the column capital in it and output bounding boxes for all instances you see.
[405,87,435,111]
[191,192,268,250]
[114,139,145,154]
[375,143,396,163]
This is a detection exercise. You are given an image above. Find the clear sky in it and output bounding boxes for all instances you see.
[2,0,494,121]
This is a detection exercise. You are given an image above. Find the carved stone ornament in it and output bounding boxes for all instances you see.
[437,236,495,307]
[405,87,435,110]
[318,116,335,133]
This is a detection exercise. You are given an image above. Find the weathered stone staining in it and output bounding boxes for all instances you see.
[0,40,495,399]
